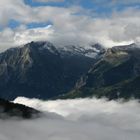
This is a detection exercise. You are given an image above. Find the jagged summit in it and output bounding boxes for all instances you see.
[6,41,105,59]
[27,41,60,55]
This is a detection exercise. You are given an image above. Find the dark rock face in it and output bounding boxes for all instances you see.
[0,98,40,119]
[61,43,140,100]
[0,41,102,100]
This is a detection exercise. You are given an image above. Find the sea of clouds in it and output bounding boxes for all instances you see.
[0,97,140,140]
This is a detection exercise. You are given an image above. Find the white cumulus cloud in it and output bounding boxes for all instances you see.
[0,0,140,51]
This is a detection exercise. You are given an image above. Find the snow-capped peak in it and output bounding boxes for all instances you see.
[58,44,105,58]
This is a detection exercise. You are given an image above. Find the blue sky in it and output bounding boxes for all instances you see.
[24,0,140,12]
[24,0,66,7]
[24,0,140,9]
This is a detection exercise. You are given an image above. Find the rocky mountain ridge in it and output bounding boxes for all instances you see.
[60,43,140,100]
[0,41,104,100]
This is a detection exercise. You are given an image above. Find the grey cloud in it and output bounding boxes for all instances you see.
[124,24,140,40]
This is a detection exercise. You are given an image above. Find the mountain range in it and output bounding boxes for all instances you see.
[0,41,140,100]
[0,41,104,100]
[61,43,140,100]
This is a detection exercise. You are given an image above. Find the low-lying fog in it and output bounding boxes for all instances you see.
[0,97,140,140]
